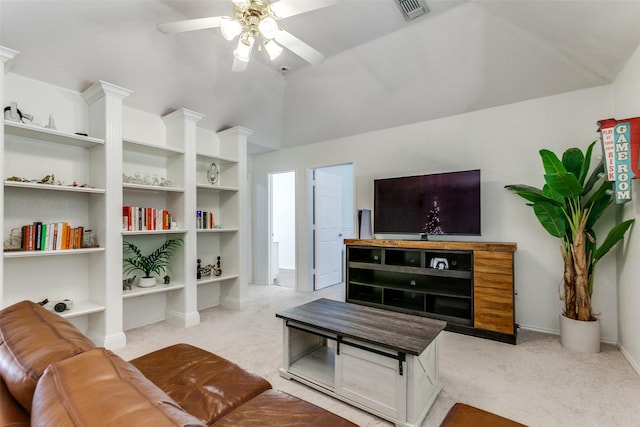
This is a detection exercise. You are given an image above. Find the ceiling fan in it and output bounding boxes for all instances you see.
[157,0,336,72]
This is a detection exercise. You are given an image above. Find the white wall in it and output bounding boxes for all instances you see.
[272,171,296,270]
[613,43,640,373]
[251,85,629,342]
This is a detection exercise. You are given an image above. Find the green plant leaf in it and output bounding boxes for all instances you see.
[583,159,605,195]
[540,149,567,175]
[504,184,555,204]
[541,183,565,204]
[592,219,635,264]
[533,202,566,238]
[123,239,183,278]
[577,141,597,186]
[562,147,584,182]
[543,172,584,197]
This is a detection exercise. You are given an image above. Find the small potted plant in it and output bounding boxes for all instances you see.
[505,141,634,352]
[123,238,183,288]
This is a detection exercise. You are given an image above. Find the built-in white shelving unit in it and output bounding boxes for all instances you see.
[2,85,109,333]
[1,46,250,349]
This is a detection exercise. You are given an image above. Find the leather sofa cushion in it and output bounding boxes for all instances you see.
[31,348,206,427]
[130,343,271,424]
[0,376,29,427]
[214,389,358,426]
[439,403,527,427]
[0,300,96,412]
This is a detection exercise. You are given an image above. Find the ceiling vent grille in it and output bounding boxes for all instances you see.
[394,0,429,21]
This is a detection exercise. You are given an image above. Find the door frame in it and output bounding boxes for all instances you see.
[268,170,296,287]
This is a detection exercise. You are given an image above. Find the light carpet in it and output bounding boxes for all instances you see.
[114,284,640,427]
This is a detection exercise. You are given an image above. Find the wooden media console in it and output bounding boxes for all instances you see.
[344,239,517,344]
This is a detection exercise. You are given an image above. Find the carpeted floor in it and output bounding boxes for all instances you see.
[114,283,640,427]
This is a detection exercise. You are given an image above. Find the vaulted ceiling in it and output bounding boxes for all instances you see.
[1,0,640,153]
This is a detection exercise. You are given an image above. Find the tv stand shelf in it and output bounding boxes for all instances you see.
[344,239,517,344]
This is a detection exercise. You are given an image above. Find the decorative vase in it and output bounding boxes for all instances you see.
[138,276,156,288]
[559,314,600,353]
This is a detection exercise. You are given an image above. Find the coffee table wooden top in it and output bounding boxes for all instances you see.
[276,298,446,355]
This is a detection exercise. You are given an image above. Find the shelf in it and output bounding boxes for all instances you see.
[349,261,472,279]
[4,247,105,258]
[123,138,184,157]
[196,152,238,164]
[56,301,106,319]
[196,227,238,233]
[4,181,105,193]
[289,345,335,389]
[5,121,104,148]
[122,229,187,236]
[122,183,184,193]
[122,282,185,299]
[196,183,239,192]
[197,273,239,285]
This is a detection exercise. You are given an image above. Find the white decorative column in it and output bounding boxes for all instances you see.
[0,46,19,307]
[163,108,203,327]
[82,80,132,350]
[218,126,252,309]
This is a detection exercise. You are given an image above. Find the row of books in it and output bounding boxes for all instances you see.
[196,210,215,229]
[21,222,87,251]
[122,206,173,231]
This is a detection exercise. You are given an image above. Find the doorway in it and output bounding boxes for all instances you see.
[269,171,296,288]
[310,164,354,290]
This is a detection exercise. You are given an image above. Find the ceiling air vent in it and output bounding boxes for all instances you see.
[394,0,429,21]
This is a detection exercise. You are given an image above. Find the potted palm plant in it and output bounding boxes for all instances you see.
[123,239,183,288]
[505,141,634,353]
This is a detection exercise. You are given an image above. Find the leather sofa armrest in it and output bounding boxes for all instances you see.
[31,348,206,427]
[130,343,271,424]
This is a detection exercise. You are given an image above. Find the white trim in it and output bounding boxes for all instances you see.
[518,324,618,346]
[618,342,640,376]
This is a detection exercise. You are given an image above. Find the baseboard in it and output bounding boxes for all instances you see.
[167,310,201,328]
[221,295,248,310]
[518,324,617,345]
[90,331,127,350]
[618,342,640,376]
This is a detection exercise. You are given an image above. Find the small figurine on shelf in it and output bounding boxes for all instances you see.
[214,256,222,276]
[164,275,170,285]
[38,298,73,313]
[45,114,56,130]
[197,259,202,279]
[122,276,135,291]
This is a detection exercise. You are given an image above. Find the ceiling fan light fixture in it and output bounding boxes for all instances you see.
[233,35,255,62]
[232,0,250,7]
[264,39,283,60]
[258,16,279,39]
[221,17,242,40]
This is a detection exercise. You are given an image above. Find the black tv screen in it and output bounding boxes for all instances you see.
[374,169,481,236]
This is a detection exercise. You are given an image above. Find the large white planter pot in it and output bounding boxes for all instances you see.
[137,276,157,288]
[559,314,600,353]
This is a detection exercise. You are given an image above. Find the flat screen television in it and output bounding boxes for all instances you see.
[373,169,481,236]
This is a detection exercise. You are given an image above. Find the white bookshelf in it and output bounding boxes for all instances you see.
[2,79,110,346]
[1,51,250,349]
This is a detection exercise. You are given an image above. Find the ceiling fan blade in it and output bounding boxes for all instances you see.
[270,0,336,19]
[157,17,224,34]
[232,58,248,72]
[274,29,324,65]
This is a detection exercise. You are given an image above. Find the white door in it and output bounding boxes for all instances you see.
[314,169,342,290]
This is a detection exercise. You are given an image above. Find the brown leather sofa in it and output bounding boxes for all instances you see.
[0,300,357,426]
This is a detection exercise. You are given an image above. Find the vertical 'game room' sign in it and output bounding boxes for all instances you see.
[597,117,640,204]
